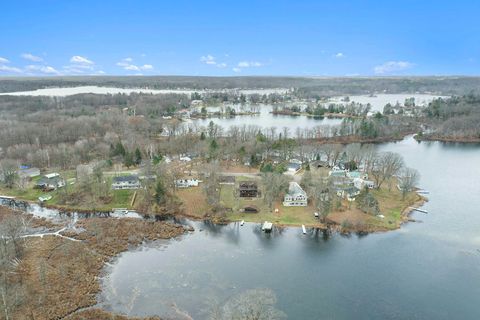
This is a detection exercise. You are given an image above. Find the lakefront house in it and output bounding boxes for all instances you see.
[111,175,141,190]
[283,182,308,206]
[36,173,66,190]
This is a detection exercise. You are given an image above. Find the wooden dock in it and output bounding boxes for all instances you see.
[410,207,428,214]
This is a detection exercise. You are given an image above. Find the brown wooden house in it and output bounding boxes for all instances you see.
[239,182,258,198]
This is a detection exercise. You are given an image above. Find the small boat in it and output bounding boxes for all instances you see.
[240,220,245,226]
[314,212,319,218]
[112,208,129,215]
[262,221,273,233]
[38,195,52,202]
[302,225,307,234]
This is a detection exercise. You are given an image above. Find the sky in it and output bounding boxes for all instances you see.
[0,0,479,77]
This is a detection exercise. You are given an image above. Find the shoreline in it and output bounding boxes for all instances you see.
[414,135,480,143]
[2,187,427,234]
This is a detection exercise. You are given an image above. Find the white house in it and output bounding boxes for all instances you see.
[353,178,375,190]
[111,175,141,190]
[175,178,199,188]
[283,182,308,206]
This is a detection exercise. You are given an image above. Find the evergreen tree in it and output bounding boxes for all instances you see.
[134,148,142,165]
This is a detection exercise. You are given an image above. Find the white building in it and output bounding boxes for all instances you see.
[353,178,375,190]
[175,178,199,188]
[111,175,141,190]
[283,182,308,206]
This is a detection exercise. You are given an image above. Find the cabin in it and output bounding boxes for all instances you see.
[175,178,199,188]
[238,182,258,198]
[111,175,141,190]
[283,182,308,206]
[36,173,66,190]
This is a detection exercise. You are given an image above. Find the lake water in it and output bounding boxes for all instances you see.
[0,86,288,97]
[188,105,343,133]
[329,94,447,112]
[99,137,480,319]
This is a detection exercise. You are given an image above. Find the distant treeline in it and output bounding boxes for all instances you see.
[2,76,480,95]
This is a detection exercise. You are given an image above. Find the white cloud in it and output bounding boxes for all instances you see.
[21,53,43,62]
[0,57,10,64]
[232,67,241,73]
[70,55,94,65]
[117,58,153,72]
[335,52,344,58]
[217,62,227,68]
[374,61,414,74]
[0,65,22,73]
[25,65,59,74]
[200,55,216,65]
[238,61,263,68]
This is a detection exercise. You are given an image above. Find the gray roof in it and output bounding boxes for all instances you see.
[113,175,139,183]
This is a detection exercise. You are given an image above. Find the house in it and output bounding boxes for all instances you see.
[36,173,66,190]
[238,182,258,198]
[329,168,347,177]
[283,182,308,206]
[337,186,361,201]
[111,175,141,190]
[175,178,199,188]
[18,167,40,179]
[353,178,375,190]
[286,162,301,174]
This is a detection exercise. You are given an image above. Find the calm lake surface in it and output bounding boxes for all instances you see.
[330,94,447,112]
[99,136,480,319]
[189,105,343,132]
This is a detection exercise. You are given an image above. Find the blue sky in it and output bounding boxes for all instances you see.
[0,0,479,76]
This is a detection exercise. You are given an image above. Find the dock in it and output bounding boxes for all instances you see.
[262,221,273,233]
[0,195,16,200]
[410,207,428,214]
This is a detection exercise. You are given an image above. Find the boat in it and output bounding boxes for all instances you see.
[240,220,245,226]
[112,208,129,215]
[262,221,273,232]
[302,225,307,234]
[38,195,52,202]
[314,212,319,218]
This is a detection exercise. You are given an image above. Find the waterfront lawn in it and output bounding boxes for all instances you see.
[221,183,322,227]
[177,187,210,218]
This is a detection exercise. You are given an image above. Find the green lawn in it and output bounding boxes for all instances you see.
[221,182,322,227]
